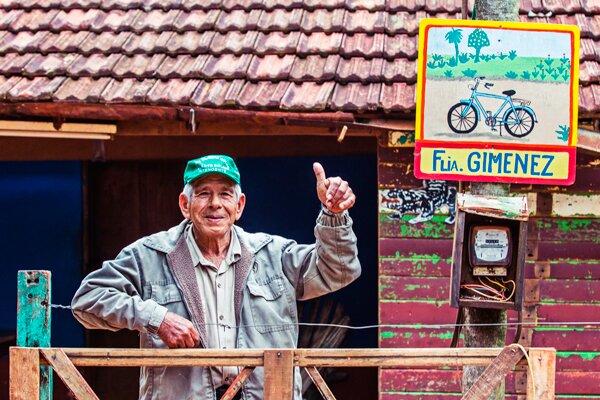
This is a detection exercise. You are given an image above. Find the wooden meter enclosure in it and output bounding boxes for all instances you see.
[450,194,528,310]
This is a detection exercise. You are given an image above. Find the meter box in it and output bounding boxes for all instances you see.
[450,194,528,310]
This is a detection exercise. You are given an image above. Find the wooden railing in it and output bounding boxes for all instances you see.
[9,347,556,400]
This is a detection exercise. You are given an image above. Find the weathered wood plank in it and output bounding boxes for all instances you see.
[536,241,600,261]
[551,194,600,217]
[263,350,294,400]
[535,218,600,242]
[9,347,40,400]
[222,367,254,400]
[378,163,425,188]
[40,348,99,400]
[380,256,452,277]
[304,367,336,400]
[527,349,556,400]
[539,279,600,303]
[379,276,450,301]
[555,351,600,371]
[379,215,455,239]
[524,261,600,280]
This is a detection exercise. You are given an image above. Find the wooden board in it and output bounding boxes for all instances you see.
[41,348,99,400]
[379,256,452,278]
[379,215,455,239]
[535,218,600,242]
[9,347,40,400]
[263,350,294,400]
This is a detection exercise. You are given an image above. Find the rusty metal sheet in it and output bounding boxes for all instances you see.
[166,31,214,55]
[22,53,79,77]
[112,54,166,78]
[299,9,346,33]
[79,31,132,54]
[384,34,418,59]
[0,53,34,74]
[383,59,417,83]
[280,81,335,110]
[122,31,174,54]
[457,193,529,221]
[255,31,301,54]
[236,81,290,108]
[336,57,384,83]
[0,31,48,53]
[341,32,385,57]
[7,76,65,101]
[146,79,201,104]
[173,9,221,31]
[130,9,181,33]
[155,55,207,79]
[201,54,252,79]
[53,77,111,102]
[289,54,339,81]
[91,10,140,32]
[296,32,343,55]
[215,9,262,31]
[66,54,121,76]
[343,10,387,33]
[379,82,415,112]
[99,78,156,103]
[190,79,245,107]
[246,54,295,80]
[331,82,381,111]
[209,31,259,55]
[257,9,304,31]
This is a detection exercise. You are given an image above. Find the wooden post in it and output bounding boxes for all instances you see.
[10,347,40,400]
[263,350,294,400]
[526,349,556,400]
[17,270,52,400]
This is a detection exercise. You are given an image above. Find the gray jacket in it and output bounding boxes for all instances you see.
[71,212,360,400]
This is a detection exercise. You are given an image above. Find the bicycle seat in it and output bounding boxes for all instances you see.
[503,90,516,96]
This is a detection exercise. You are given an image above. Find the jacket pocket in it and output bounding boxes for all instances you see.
[247,277,294,334]
[150,283,183,305]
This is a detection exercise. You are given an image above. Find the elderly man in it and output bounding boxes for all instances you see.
[71,154,361,400]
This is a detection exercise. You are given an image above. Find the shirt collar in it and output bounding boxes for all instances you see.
[185,223,241,269]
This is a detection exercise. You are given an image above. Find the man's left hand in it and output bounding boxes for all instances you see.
[313,162,356,214]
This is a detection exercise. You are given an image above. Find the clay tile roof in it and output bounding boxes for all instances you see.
[0,0,598,114]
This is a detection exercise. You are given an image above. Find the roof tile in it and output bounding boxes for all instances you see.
[0,53,34,74]
[386,11,421,35]
[190,79,245,107]
[49,9,101,32]
[581,0,600,13]
[424,0,461,13]
[280,81,335,110]
[580,38,599,62]
[383,59,417,83]
[346,0,386,11]
[247,54,295,80]
[99,78,156,103]
[221,0,263,11]
[578,84,593,113]
[519,0,544,13]
[52,77,111,102]
[155,55,209,79]
[0,10,24,30]
[173,9,221,31]
[0,31,48,53]
[38,31,90,53]
[79,32,132,54]
[0,76,21,101]
[142,0,183,10]
[336,57,384,82]
[579,14,600,39]
[262,0,305,10]
[379,82,415,112]
[112,54,166,78]
[331,82,382,111]
[7,76,65,101]
[296,32,343,55]
[541,0,582,14]
[343,11,387,33]
[66,54,122,77]
[258,9,304,31]
[255,31,301,54]
[385,0,423,13]
[101,0,143,8]
[201,54,253,79]
[289,55,340,81]
[12,9,59,31]
[122,32,174,54]
[580,61,600,84]
[130,9,181,33]
[237,81,290,108]
[167,31,215,55]
[22,53,78,77]
[146,79,201,104]
[384,35,418,59]
[215,10,262,32]
[303,0,346,10]
[299,9,345,33]
[91,10,141,32]
[180,0,222,11]
[209,31,259,55]
[341,33,385,57]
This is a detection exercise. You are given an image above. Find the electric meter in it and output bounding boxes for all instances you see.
[469,225,511,276]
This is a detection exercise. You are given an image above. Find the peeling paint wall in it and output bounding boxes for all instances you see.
[378,135,600,398]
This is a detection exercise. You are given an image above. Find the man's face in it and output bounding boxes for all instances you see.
[179,175,245,241]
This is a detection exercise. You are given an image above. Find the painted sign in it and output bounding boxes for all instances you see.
[414,19,580,185]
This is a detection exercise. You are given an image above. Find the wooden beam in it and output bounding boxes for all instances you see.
[263,350,294,400]
[304,367,336,400]
[9,347,40,400]
[526,348,556,400]
[462,345,525,400]
[40,348,99,400]
[221,367,255,400]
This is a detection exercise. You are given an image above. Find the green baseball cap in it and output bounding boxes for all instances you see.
[183,155,241,186]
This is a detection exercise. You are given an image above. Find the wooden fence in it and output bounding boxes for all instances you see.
[9,347,556,400]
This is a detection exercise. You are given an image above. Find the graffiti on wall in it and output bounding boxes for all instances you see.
[380,180,457,224]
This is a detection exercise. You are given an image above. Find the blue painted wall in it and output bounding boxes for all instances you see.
[0,161,84,347]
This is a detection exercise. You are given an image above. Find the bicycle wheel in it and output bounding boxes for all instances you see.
[504,107,535,138]
[447,103,478,133]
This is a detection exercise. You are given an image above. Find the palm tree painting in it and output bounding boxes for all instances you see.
[444,28,463,63]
